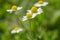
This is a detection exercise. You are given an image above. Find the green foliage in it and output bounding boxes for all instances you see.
[0,0,60,40]
[0,23,8,33]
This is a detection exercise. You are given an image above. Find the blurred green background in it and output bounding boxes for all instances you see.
[0,0,60,40]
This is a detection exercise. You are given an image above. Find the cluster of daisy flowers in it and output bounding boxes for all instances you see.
[6,0,48,34]
[22,0,48,21]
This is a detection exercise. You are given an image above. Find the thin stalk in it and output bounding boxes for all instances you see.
[14,34,19,40]
[0,33,2,40]
[15,15,25,28]
[29,19,34,40]
[29,19,31,30]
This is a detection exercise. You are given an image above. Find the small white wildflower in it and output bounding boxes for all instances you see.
[22,13,38,21]
[27,8,43,15]
[7,5,22,13]
[11,27,23,34]
[22,13,32,21]
[34,1,48,7]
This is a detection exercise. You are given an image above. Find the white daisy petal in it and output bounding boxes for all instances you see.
[27,10,32,13]
[7,9,13,13]
[42,2,48,6]
[11,30,16,34]
[34,3,42,7]
[19,29,23,31]
[37,8,43,14]
[32,13,37,18]
[22,16,27,21]
[17,7,22,10]
[11,28,23,34]
[34,2,48,7]
[17,29,23,33]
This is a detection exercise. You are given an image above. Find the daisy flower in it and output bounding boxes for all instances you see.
[22,7,43,21]
[7,5,22,13]
[22,13,32,21]
[34,0,48,7]
[22,12,39,21]
[27,6,43,15]
[11,27,23,34]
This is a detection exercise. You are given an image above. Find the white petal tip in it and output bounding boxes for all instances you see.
[6,10,13,13]
[34,2,48,7]
[22,16,28,21]
[17,7,22,10]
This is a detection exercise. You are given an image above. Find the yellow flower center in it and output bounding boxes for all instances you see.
[38,1,43,4]
[26,13,32,18]
[13,27,19,30]
[11,5,17,11]
[31,6,37,13]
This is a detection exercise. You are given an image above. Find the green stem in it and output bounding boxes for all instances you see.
[15,15,25,28]
[29,19,31,31]
[29,19,34,40]
[0,33,2,40]
[14,34,19,40]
